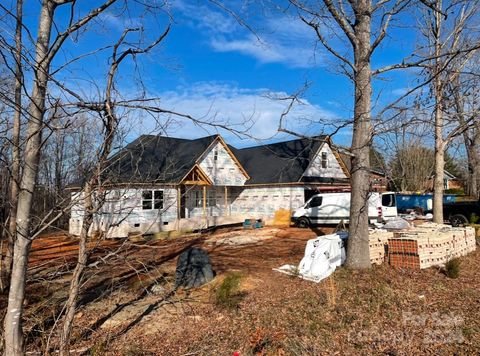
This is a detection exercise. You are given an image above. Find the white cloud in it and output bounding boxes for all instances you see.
[210,33,318,68]
[125,82,340,146]
[171,1,320,68]
[170,0,238,35]
[97,12,142,32]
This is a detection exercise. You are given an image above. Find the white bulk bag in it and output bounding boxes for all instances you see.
[274,232,347,282]
[297,232,347,282]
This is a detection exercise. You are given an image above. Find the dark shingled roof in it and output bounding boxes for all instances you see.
[231,136,333,184]
[69,134,350,188]
[104,134,219,184]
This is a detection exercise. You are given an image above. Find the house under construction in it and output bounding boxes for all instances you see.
[69,134,369,237]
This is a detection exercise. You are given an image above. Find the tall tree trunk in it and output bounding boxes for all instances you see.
[462,117,480,198]
[1,0,23,293]
[432,0,444,224]
[457,85,480,198]
[346,0,372,269]
[3,1,55,354]
[464,140,479,197]
[433,110,445,223]
[472,126,480,198]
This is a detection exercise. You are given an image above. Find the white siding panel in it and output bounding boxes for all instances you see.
[198,141,247,186]
[70,187,178,236]
[231,186,305,217]
[303,144,347,179]
[70,191,85,219]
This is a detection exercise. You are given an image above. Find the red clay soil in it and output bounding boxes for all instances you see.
[24,226,325,272]
[1,226,479,355]
[28,233,122,266]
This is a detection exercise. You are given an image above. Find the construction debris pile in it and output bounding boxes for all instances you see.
[369,223,477,269]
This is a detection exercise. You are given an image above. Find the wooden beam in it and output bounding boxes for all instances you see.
[182,180,210,185]
[180,164,213,186]
[203,186,207,220]
[331,147,351,178]
[224,186,228,216]
[177,186,181,220]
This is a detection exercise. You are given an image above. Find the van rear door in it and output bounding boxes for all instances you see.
[381,193,397,220]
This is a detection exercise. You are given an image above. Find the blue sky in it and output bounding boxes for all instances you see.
[19,0,422,148]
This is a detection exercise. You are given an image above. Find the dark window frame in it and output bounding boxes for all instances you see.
[321,152,328,169]
[142,190,164,210]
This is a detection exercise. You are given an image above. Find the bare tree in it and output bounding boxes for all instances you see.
[0,96,12,244]
[448,58,480,198]
[286,0,480,266]
[33,106,100,232]
[2,1,119,353]
[289,0,411,268]
[392,146,436,192]
[459,117,480,198]
[0,1,257,350]
[417,0,480,222]
[0,0,23,293]
[58,26,170,354]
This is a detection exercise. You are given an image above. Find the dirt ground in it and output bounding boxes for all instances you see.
[1,225,479,355]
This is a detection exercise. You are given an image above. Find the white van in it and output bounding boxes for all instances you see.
[291,192,397,227]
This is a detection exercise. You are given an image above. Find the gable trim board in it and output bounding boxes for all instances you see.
[331,148,351,178]
[213,135,250,180]
[180,164,213,186]
[197,138,249,186]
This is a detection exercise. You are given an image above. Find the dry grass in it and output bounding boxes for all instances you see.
[105,248,480,355]
[2,227,479,355]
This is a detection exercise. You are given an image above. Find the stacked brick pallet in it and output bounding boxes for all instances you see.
[369,229,392,265]
[387,223,476,269]
[388,238,421,268]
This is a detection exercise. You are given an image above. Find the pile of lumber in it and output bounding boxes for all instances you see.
[387,223,476,269]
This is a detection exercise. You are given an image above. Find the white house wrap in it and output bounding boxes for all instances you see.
[69,134,355,237]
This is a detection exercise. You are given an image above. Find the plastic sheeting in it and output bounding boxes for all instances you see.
[274,232,347,283]
[382,217,411,230]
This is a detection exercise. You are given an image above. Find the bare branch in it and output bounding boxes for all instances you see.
[300,16,355,71]
[46,0,118,64]
[321,0,357,47]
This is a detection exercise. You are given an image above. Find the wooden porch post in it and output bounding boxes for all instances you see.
[224,186,228,216]
[177,186,181,220]
[203,186,207,222]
